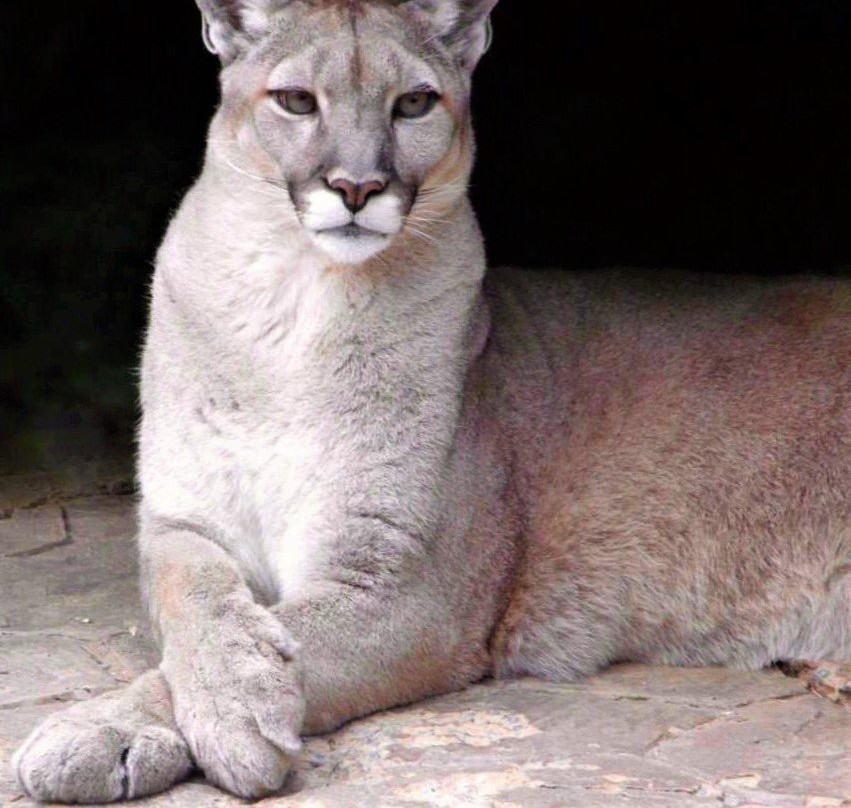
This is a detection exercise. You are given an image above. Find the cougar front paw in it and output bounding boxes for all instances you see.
[162,596,305,799]
[12,671,192,804]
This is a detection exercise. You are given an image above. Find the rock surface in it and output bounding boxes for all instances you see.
[1,490,849,807]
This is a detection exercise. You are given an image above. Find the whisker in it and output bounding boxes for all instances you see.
[412,199,463,220]
[419,180,468,190]
[410,205,454,217]
[408,215,451,226]
[413,194,465,208]
[213,154,290,196]
[405,225,439,246]
[262,177,291,192]
[413,207,454,218]
[417,184,467,198]
[219,157,272,184]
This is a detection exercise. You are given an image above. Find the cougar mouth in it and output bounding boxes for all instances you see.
[318,223,389,239]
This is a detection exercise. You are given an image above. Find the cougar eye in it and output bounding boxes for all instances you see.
[394,90,440,120]
[273,89,318,116]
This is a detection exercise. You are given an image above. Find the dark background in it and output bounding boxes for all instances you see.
[2,1,851,470]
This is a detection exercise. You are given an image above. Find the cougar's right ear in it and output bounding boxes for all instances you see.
[399,0,499,72]
[195,0,280,62]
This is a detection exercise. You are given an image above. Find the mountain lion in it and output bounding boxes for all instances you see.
[13,0,851,802]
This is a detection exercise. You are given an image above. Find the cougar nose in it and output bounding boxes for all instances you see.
[327,177,387,214]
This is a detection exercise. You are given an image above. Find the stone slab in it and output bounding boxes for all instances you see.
[0,507,67,558]
[0,497,143,632]
[81,629,159,685]
[0,634,116,709]
[652,694,851,804]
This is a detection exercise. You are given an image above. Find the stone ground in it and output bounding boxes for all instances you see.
[1,468,849,808]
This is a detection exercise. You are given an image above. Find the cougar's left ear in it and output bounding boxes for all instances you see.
[407,0,500,71]
[195,0,286,62]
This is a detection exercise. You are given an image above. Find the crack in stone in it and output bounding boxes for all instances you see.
[0,686,116,711]
[5,506,75,558]
[1,487,134,524]
[1,496,51,520]
[624,785,709,797]
[644,714,720,754]
[790,707,825,737]
[589,752,817,807]
[6,539,72,559]
[78,640,117,674]
[541,781,714,799]
[611,687,810,713]
[1,629,93,639]
[642,689,813,756]
[1,498,50,520]
[19,496,51,512]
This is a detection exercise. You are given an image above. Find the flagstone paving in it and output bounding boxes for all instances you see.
[1,478,848,807]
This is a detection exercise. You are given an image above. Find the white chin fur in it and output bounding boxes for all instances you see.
[310,230,391,265]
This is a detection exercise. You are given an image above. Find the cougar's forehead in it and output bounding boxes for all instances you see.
[258,3,456,99]
[267,36,439,103]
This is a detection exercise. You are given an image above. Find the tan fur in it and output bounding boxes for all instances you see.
[485,271,851,677]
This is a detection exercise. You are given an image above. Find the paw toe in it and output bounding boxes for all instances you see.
[124,726,194,799]
[195,729,291,799]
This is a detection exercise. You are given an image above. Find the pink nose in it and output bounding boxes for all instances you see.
[328,178,387,213]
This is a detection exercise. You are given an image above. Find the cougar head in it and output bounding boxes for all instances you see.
[197,0,498,265]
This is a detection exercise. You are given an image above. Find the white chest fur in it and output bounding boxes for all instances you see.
[141,186,480,604]
[142,243,358,601]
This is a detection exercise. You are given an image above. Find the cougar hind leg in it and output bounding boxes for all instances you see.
[675,566,851,675]
[490,568,621,682]
[790,568,851,661]
[13,669,192,805]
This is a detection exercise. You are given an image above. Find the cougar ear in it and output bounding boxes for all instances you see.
[195,0,278,62]
[406,0,499,71]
